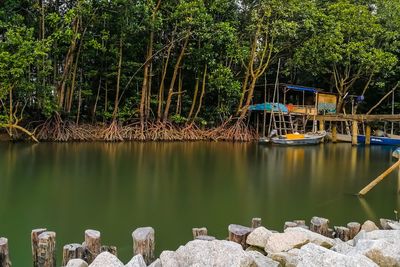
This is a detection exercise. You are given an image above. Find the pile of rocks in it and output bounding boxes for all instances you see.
[65,217,400,267]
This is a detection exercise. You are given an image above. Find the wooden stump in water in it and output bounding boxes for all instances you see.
[251,218,262,229]
[37,231,56,267]
[32,228,47,267]
[132,227,155,265]
[228,224,252,249]
[101,246,117,256]
[62,244,85,266]
[334,226,350,241]
[192,227,208,239]
[0,237,11,267]
[84,229,101,264]
[310,217,330,236]
[284,221,298,230]
[347,222,361,239]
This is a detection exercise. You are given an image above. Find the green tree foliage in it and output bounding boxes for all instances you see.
[0,0,400,135]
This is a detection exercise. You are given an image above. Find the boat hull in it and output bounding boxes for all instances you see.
[357,135,400,146]
[271,132,326,146]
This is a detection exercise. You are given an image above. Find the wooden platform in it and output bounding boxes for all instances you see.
[316,114,400,122]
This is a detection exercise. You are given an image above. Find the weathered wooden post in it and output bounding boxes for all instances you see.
[365,125,371,145]
[228,224,252,249]
[347,222,361,239]
[84,229,101,264]
[332,124,337,143]
[352,121,358,146]
[132,227,155,265]
[100,246,117,256]
[192,227,208,239]
[0,237,11,267]
[32,228,47,267]
[37,231,56,267]
[310,217,329,236]
[62,244,85,266]
[319,120,325,131]
[334,226,350,241]
[251,218,262,229]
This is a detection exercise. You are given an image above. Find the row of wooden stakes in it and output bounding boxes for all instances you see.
[0,217,392,267]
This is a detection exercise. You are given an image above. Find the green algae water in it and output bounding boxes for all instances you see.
[1,142,400,265]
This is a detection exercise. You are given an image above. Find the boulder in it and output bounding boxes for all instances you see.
[330,242,353,255]
[265,231,309,253]
[89,252,124,267]
[353,230,400,245]
[361,221,379,232]
[148,258,162,267]
[161,240,255,267]
[160,250,182,267]
[270,243,378,267]
[246,251,279,267]
[125,254,146,267]
[284,227,335,248]
[246,227,273,248]
[66,259,88,267]
[348,239,400,266]
[379,219,400,230]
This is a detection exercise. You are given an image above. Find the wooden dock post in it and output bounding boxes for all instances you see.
[310,217,329,236]
[251,218,262,229]
[192,227,208,239]
[84,229,101,264]
[332,124,337,143]
[347,222,361,239]
[37,231,56,267]
[0,237,11,267]
[352,121,358,146]
[132,227,155,265]
[32,228,47,267]
[319,119,325,131]
[358,159,400,196]
[228,224,252,249]
[100,246,117,256]
[365,125,371,145]
[62,244,85,266]
[334,226,350,241]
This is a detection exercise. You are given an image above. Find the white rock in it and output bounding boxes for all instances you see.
[160,250,182,267]
[148,258,161,267]
[66,259,88,267]
[246,251,279,267]
[265,231,309,253]
[361,220,379,232]
[89,252,124,267]
[285,227,335,248]
[348,239,400,266]
[125,254,146,267]
[270,243,378,267]
[246,227,273,248]
[330,242,353,254]
[353,230,400,245]
[161,240,255,267]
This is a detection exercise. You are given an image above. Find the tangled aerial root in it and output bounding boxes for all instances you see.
[33,117,257,142]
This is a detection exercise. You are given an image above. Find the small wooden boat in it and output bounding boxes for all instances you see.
[357,135,400,146]
[270,131,326,145]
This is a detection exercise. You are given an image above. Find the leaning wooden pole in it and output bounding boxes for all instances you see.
[358,159,400,196]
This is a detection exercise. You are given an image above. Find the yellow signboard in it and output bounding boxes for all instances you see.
[317,93,337,114]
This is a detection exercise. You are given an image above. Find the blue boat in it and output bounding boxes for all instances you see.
[357,135,400,146]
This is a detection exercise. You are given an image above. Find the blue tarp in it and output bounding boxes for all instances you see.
[248,102,288,112]
[286,85,317,93]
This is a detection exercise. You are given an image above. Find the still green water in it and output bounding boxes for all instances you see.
[1,142,400,265]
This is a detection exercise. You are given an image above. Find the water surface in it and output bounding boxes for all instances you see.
[0,142,400,265]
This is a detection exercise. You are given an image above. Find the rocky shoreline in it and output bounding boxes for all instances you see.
[2,216,400,267]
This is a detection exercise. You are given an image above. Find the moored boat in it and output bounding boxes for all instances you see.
[357,135,400,146]
[270,131,326,145]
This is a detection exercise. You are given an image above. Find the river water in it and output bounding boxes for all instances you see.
[1,142,400,265]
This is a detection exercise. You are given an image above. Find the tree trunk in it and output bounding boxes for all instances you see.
[193,64,207,121]
[92,78,102,122]
[187,75,199,121]
[163,36,189,122]
[175,69,182,115]
[113,36,123,119]
[157,41,174,121]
